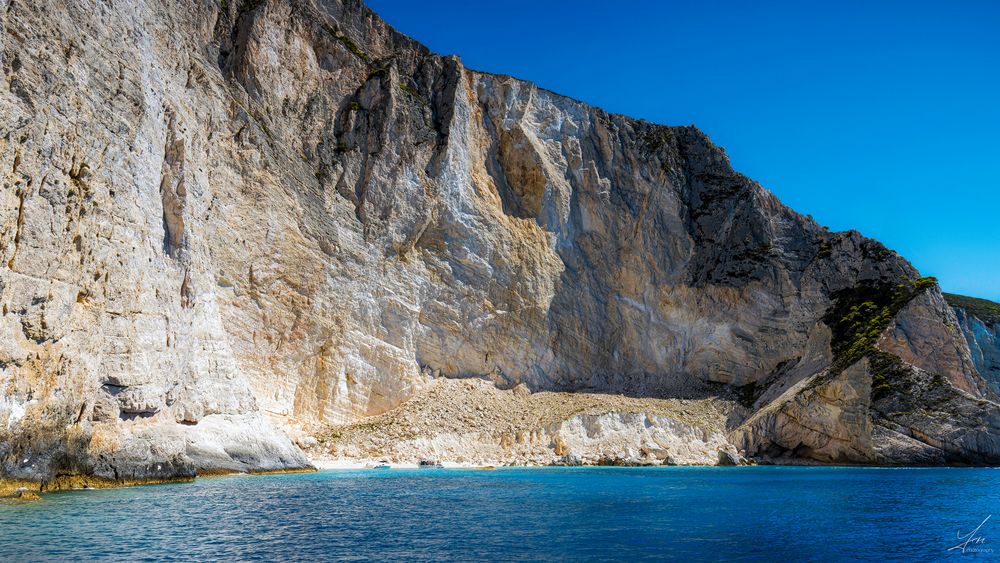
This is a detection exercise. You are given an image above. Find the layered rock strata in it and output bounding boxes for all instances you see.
[946,293,1000,393]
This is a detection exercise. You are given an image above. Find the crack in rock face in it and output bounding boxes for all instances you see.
[0,0,998,487]
[160,109,188,261]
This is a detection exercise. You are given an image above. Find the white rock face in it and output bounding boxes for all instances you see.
[309,377,738,466]
[376,413,735,467]
[953,307,1000,393]
[331,414,731,468]
[1,0,999,485]
[549,412,734,466]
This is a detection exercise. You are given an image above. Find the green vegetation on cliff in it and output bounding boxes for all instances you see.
[943,292,1000,324]
[824,277,938,373]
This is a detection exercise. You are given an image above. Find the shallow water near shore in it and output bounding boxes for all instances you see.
[1,466,997,561]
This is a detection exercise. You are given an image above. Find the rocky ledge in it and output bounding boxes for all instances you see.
[303,377,744,467]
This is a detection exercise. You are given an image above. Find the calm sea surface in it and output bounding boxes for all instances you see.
[1,466,998,561]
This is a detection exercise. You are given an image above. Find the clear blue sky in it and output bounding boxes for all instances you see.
[368,0,1000,301]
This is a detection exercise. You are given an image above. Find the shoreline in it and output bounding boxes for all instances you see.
[309,458,504,470]
[305,457,998,470]
[3,460,995,500]
[0,474,196,498]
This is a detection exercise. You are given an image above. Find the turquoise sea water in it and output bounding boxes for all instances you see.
[0,466,998,561]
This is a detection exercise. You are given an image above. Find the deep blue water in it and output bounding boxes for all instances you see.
[1,466,998,561]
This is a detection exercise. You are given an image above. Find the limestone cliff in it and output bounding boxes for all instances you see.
[1,0,998,487]
[946,293,1000,393]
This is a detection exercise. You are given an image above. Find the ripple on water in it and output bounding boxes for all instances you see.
[0,466,998,561]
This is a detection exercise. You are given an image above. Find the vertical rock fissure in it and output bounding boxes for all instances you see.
[7,182,28,269]
[160,110,187,260]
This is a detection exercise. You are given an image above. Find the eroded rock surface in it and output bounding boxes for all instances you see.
[947,293,1000,394]
[307,377,739,466]
[1,0,999,485]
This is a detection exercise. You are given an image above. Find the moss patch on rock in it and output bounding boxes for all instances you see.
[868,351,916,401]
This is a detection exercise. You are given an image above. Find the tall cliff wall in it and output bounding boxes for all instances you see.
[947,293,1000,393]
[1,0,998,486]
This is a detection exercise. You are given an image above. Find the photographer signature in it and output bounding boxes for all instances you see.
[948,515,992,554]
